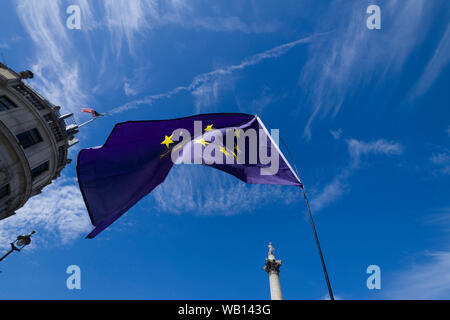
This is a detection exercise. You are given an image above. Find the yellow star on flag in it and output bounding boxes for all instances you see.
[204,124,214,132]
[234,128,241,138]
[194,138,209,147]
[219,147,228,156]
[161,135,174,148]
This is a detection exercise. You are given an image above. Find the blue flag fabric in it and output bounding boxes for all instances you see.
[77,113,302,238]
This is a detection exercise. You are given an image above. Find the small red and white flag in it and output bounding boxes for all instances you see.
[81,108,104,117]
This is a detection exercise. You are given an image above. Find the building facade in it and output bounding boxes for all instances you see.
[0,63,78,220]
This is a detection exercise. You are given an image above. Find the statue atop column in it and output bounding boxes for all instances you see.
[268,242,275,258]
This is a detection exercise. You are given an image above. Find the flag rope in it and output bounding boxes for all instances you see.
[261,116,335,300]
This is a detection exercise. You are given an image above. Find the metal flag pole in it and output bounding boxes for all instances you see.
[257,115,335,300]
[78,117,100,128]
[300,186,335,300]
[78,111,108,128]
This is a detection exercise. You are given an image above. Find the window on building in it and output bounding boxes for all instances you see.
[16,128,43,149]
[31,161,49,180]
[0,96,17,111]
[0,184,9,200]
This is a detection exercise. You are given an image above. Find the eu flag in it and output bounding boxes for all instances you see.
[77,113,302,238]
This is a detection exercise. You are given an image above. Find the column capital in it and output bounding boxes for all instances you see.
[264,258,282,274]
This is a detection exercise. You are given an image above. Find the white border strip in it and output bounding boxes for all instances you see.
[256,115,302,185]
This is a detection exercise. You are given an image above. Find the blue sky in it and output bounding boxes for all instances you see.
[0,0,449,300]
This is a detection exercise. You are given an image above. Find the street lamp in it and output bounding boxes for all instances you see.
[0,231,36,263]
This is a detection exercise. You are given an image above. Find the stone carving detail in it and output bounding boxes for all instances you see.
[264,258,282,273]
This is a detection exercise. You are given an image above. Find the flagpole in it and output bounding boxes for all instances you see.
[301,185,335,300]
[256,115,335,299]
[78,116,102,128]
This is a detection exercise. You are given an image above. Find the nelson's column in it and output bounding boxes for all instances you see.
[264,242,283,300]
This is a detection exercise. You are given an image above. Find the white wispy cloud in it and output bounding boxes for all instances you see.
[124,81,138,97]
[0,35,23,50]
[414,23,450,96]
[387,251,450,299]
[8,0,283,105]
[386,208,450,299]
[151,165,299,215]
[103,0,159,54]
[428,128,450,175]
[244,87,280,114]
[192,80,221,113]
[156,0,280,34]
[15,0,87,115]
[77,0,280,56]
[299,0,434,139]
[0,177,91,250]
[430,151,450,175]
[12,1,321,117]
[425,208,450,232]
[122,66,152,97]
[186,16,279,34]
[310,138,403,211]
[430,152,450,165]
[109,32,327,114]
[76,0,101,31]
[310,171,349,212]
[347,139,404,167]
[330,128,343,140]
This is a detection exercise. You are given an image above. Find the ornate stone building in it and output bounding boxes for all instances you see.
[0,63,78,220]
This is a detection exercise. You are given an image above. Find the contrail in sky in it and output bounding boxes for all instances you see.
[108,32,330,115]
